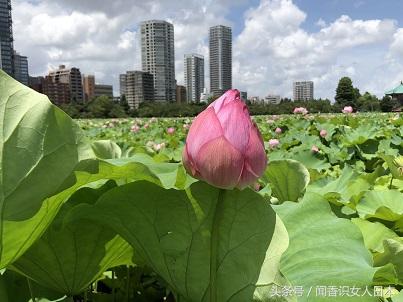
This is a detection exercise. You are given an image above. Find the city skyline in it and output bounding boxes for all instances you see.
[7,0,403,100]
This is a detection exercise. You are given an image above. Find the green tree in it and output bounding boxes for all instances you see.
[380,95,399,112]
[87,95,127,118]
[335,77,357,108]
[119,95,130,114]
[357,92,380,112]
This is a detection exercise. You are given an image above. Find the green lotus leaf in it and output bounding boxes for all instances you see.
[0,70,92,269]
[91,140,122,159]
[307,166,371,205]
[356,190,403,222]
[74,181,289,301]
[274,192,377,301]
[351,218,399,253]
[374,239,403,286]
[11,181,133,295]
[0,269,65,302]
[264,160,310,202]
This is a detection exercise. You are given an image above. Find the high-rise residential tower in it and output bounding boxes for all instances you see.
[13,51,29,85]
[0,0,14,76]
[83,74,95,101]
[209,25,232,97]
[140,20,175,102]
[184,53,204,103]
[124,71,154,109]
[119,73,127,97]
[293,81,314,101]
[47,65,84,103]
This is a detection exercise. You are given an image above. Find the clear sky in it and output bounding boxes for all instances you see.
[12,0,403,99]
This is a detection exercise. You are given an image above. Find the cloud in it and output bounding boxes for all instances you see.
[316,18,327,28]
[233,0,397,99]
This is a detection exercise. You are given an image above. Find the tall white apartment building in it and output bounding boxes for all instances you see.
[293,81,314,101]
[209,25,232,97]
[184,53,204,103]
[140,20,176,102]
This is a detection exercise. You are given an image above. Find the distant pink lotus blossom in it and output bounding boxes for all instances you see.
[267,119,275,124]
[269,139,280,149]
[183,124,190,129]
[182,89,267,189]
[150,117,157,123]
[153,142,166,151]
[293,107,308,114]
[311,145,319,153]
[320,129,327,138]
[167,127,175,134]
[342,106,353,113]
[143,123,149,129]
[131,124,140,133]
[275,127,282,134]
[253,182,261,191]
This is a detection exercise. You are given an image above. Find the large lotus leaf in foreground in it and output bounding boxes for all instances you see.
[11,181,133,295]
[0,70,92,268]
[0,269,65,302]
[74,181,289,302]
[274,192,377,302]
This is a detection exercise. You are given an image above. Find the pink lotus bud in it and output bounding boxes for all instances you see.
[275,127,282,134]
[342,106,353,113]
[268,139,280,149]
[293,107,308,114]
[320,129,327,138]
[182,89,267,189]
[167,127,175,134]
[311,145,319,153]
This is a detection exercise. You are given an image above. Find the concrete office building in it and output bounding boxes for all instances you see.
[293,81,314,101]
[140,20,175,102]
[83,75,95,101]
[42,76,71,104]
[240,91,247,103]
[94,84,113,99]
[265,94,281,105]
[200,87,211,104]
[176,85,187,103]
[0,0,14,76]
[209,25,232,96]
[124,71,154,109]
[29,76,44,92]
[119,73,127,96]
[47,65,84,103]
[13,51,29,85]
[184,53,204,103]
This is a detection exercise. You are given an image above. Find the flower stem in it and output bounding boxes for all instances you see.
[389,176,394,189]
[210,189,226,302]
[26,277,36,302]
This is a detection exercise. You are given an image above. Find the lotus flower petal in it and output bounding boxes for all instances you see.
[185,107,223,158]
[195,136,244,189]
